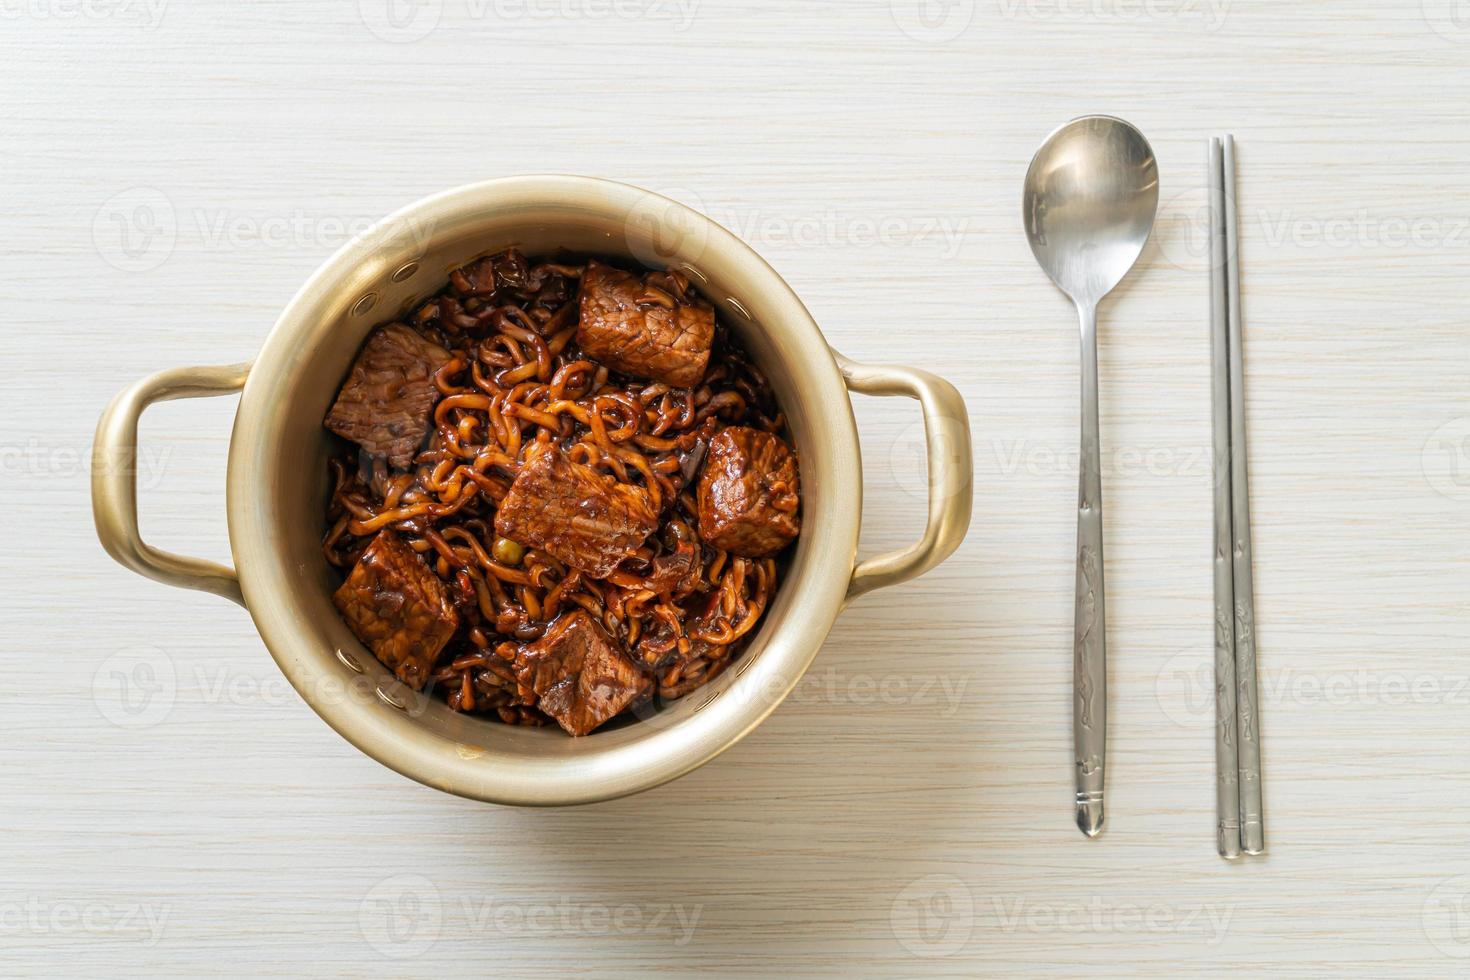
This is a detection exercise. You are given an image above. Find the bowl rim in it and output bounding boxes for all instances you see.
[224,175,863,804]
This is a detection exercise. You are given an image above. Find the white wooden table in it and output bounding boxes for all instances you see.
[5,2,1469,975]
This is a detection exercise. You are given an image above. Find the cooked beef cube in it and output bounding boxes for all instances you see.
[448,256,499,296]
[332,530,459,691]
[576,261,715,388]
[697,427,801,557]
[494,447,657,579]
[449,250,531,297]
[511,610,650,736]
[325,324,453,469]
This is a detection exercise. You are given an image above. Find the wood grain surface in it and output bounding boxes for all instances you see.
[4,1,1469,975]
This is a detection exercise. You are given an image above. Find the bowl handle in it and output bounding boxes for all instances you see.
[834,351,973,604]
[92,363,252,606]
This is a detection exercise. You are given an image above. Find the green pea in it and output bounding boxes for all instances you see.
[493,537,525,566]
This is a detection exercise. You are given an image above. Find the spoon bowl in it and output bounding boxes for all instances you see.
[1024,116,1159,307]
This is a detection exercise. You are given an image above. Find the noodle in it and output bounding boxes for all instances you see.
[324,251,789,728]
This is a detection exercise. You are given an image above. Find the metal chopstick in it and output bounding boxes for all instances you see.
[1223,136,1265,855]
[1208,137,1242,860]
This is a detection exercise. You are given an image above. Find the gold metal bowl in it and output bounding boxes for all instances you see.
[92,177,972,805]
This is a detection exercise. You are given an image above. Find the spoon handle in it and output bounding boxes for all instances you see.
[1074,301,1107,838]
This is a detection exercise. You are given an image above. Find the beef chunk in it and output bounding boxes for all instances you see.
[494,447,657,579]
[511,610,650,736]
[332,530,459,691]
[576,261,715,388]
[697,427,801,557]
[325,324,453,469]
[449,250,529,297]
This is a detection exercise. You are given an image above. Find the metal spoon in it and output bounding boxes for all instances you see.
[1023,115,1159,838]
